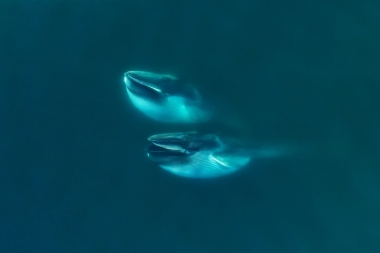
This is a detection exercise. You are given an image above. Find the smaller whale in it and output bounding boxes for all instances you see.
[124,71,211,123]
[146,132,252,178]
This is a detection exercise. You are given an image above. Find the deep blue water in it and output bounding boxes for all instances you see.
[1,1,380,252]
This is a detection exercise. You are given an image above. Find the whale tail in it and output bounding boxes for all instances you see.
[245,140,315,160]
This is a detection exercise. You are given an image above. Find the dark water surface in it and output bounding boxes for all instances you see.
[1,1,380,252]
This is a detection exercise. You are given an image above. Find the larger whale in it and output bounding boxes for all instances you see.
[146,131,298,178]
[124,71,212,123]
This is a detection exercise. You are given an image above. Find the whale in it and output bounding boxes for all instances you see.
[146,131,252,178]
[124,71,211,123]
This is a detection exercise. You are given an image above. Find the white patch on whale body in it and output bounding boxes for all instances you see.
[126,88,210,123]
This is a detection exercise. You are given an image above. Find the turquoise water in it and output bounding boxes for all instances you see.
[1,1,379,252]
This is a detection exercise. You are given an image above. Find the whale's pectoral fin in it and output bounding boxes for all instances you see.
[211,153,251,170]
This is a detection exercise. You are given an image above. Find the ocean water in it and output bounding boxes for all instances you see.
[1,1,379,252]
